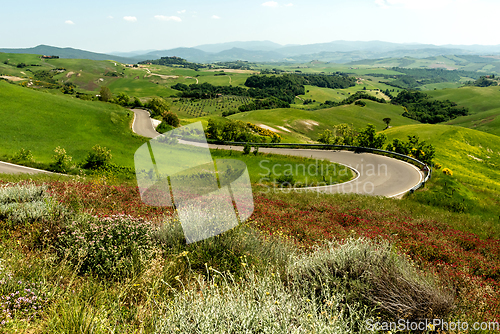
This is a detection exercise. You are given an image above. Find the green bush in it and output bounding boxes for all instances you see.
[243,143,251,155]
[82,145,112,170]
[155,122,173,134]
[58,214,157,279]
[52,146,72,172]
[161,111,180,128]
[13,148,34,163]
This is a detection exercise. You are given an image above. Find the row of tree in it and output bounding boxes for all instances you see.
[321,91,387,108]
[205,119,281,143]
[172,82,249,99]
[138,56,206,70]
[317,124,435,165]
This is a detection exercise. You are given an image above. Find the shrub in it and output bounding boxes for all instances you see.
[155,122,173,134]
[82,145,112,170]
[154,266,370,333]
[243,144,251,155]
[58,214,157,279]
[161,111,180,128]
[442,168,453,176]
[287,238,454,319]
[0,183,55,224]
[13,148,34,163]
[52,146,72,172]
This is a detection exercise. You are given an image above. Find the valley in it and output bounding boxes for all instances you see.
[1,42,500,332]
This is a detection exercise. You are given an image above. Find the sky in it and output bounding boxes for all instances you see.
[1,0,499,53]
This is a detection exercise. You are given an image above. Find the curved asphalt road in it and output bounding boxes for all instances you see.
[0,161,52,175]
[132,109,162,139]
[131,109,423,198]
[0,109,422,198]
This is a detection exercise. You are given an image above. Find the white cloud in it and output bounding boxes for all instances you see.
[262,1,279,7]
[155,15,182,22]
[107,15,114,19]
[65,20,75,25]
[211,15,221,19]
[285,3,294,6]
[177,9,186,14]
[123,16,137,22]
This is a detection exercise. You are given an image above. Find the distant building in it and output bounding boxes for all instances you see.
[41,55,59,59]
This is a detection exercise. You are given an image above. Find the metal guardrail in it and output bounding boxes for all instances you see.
[201,139,432,196]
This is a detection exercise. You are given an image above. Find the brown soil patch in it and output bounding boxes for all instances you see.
[480,116,496,125]
[0,75,26,82]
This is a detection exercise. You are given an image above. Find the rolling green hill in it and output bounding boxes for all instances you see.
[228,100,419,142]
[384,124,500,225]
[426,86,500,136]
[384,124,500,190]
[0,81,146,167]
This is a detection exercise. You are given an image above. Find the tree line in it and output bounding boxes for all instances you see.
[318,124,435,165]
[138,56,206,70]
[391,90,469,123]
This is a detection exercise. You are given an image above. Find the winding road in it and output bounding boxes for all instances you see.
[130,109,423,198]
[0,161,52,175]
[0,109,422,198]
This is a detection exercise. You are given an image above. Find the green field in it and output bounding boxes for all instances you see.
[209,148,354,186]
[228,100,419,142]
[0,81,146,167]
[427,86,500,136]
[385,124,500,189]
[385,123,500,227]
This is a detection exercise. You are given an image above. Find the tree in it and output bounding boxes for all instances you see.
[206,119,222,140]
[99,86,112,102]
[147,97,169,118]
[162,111,180,127]
[115,92,130,106]
[132,97,143,108]
[356,124,386,149]
[383,117,392,129]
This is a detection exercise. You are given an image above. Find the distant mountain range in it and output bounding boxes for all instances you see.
[2,40,500,64]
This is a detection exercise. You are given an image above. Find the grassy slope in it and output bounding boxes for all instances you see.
[228,100,419,142]
[385,123,500,229]
[426,86,500,136]
[385,124,500,189]
[0,81,146,166]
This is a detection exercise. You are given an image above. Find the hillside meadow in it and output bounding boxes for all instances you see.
[0,175,497,332]
[385,124,500,224]
[0,81,146,167]
[427,86,500,136]
[228,100,419,142]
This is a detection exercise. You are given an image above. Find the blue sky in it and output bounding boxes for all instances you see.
[1,0,499,53]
